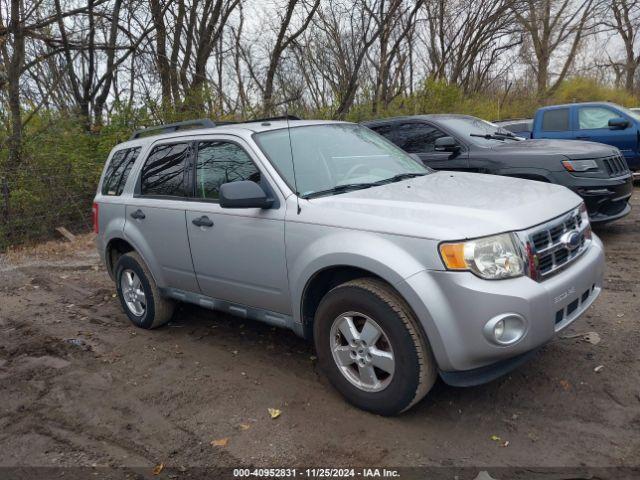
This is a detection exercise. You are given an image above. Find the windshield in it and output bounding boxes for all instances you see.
[616,104,640,122]
[254,124,429,198]
[437,116,519,145]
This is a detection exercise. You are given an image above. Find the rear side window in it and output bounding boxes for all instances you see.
[542,109,569,131]
[504,121,532,132]
[101,147,141,196]
[140,143,190,197]
[195,141,260,200]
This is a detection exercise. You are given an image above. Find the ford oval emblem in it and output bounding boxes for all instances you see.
[560,231,581,251]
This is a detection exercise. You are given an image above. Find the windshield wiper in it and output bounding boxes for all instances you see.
[302,183,377,199]
[470,131,519,141]
[302,172,428,199]
[375,172,427,185]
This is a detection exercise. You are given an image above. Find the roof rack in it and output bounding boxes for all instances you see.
[492,118,532,123]
[128,115,303,140]
[129,119,222,140]
[246,115,301,123]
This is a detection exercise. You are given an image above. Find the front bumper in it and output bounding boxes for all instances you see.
[569,174,633,223]
[397,235,605,374]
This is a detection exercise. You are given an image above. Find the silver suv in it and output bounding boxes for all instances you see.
[94,118,605,415]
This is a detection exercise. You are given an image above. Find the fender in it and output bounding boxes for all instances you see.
[288,229,440,325]
[288,228,451,368]
[121,217,167,288]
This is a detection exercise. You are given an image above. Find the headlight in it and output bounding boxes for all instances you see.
[579,202,592,239]
[439,233,525,279]
[562,159,599,172]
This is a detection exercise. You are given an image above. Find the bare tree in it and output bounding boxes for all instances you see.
[50,0,151,127]
[298,0,381,117]
[604,0,640,91]
[0,0,25,167]
[148,0,241,111]
[368,0,424,113]
[262,0,320,114]
[422,0,521,93]
[513,0,599,97]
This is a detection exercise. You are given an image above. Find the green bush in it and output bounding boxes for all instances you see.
[551,78,639,107]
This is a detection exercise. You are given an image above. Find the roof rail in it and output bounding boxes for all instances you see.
[129,118,220,140]
[492,118,532,123]
[246,115,302,123]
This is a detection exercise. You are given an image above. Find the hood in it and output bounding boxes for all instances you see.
[489,138,619,159]
[302,171,582,240]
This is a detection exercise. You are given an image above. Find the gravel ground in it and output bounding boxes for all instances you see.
[0,189,639,478]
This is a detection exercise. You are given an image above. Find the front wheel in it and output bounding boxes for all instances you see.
[314,278,437,415]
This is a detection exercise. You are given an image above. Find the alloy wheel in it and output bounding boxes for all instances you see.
[120,269,146,316]
[329,311,395,392]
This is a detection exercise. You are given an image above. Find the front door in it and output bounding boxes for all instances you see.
[185,138,290,315]
[575,105,637,167]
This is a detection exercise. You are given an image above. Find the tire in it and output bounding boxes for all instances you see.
[314,278,437,416]
[114,251,175,329]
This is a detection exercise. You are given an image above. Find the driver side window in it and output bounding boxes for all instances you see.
[195,141,261,201]
[394,123,447,153]
[578,107,616,130]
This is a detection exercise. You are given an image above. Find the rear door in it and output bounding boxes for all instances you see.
[124,142,199,292]
[371,121,469,171]
[535,107,573,140]
[574,105,636,164]
[185,137,290,315]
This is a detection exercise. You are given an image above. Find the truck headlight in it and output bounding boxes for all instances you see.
[562,159,599,172]
[439,233,525,280]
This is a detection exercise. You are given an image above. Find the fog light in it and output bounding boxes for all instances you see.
[484,313,527,345]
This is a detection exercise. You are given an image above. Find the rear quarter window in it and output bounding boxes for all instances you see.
[542,109,570,131]
[101,147,141,196]
[506,122,532,132]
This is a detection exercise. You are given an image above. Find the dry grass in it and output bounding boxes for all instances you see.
[2,232,96,264]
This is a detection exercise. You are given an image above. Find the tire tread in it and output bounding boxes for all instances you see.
[330,277,437,412]
[119,251,174,329]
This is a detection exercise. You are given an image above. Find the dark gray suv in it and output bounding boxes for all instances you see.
[363,114,633,223]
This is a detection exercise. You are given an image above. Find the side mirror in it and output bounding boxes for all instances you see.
[434,136,460,152]
[219,181,274,209]
[608,117,629,130]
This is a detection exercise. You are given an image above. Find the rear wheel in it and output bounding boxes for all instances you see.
[314,278,437,415]
[115,252,175,329]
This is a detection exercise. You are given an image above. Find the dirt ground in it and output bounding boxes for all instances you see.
[1,190,639,477]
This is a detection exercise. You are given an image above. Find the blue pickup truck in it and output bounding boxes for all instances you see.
[497,102,640,171]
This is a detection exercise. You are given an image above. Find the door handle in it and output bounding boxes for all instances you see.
[130,209,145,220]
[192,215,214,228]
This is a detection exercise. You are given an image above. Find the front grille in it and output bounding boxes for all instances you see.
[601,154,629,177]
[521,207,591,281]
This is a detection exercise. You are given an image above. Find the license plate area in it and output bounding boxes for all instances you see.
[554,283,599,332]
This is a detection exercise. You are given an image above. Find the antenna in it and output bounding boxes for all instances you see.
[285,106,301,215]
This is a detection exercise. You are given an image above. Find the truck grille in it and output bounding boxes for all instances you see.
[521,206,591,281]
[601,154,629,177]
